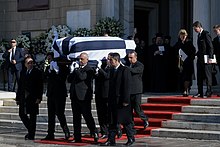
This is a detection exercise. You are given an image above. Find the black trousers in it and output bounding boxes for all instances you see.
[71,98,97,140]
[19,104,37,138]
[108,122,136,143]
[130,94,148,121]
[95,95,108,135]
[47,95,68,135]
[197,62,212,95]
[7,67,20,92]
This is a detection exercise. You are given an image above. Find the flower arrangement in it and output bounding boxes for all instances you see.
[45,25,71,52]
[0,39,9,53]
[93,17,124,37]
[72,28,92,37]
[16,35,31,49]
[31,33,47,54]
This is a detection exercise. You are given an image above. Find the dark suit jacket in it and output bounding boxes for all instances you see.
[94,66,111,98]
[16,67,44,114]
[108,64,132,124]
[127,61,144,94]
[213,36,220,66]
[45,65,68,98]
[197,30,214,62]
[2,47,24,71]
[68,64,94,101]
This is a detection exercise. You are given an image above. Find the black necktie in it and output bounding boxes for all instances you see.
[26,70,30,75]
[11,48,15,60]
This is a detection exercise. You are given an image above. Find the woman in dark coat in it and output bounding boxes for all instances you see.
[173,29,196,96]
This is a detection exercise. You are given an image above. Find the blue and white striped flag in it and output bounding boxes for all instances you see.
[52,36,136,61]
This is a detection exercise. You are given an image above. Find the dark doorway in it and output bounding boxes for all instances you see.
[134,9,149,45]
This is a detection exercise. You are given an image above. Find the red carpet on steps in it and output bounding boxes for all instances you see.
[35,134,147,146]
[35,95,220,146]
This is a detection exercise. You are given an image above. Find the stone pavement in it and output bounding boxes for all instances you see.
[0,126,220,147]
[1,90,220,146]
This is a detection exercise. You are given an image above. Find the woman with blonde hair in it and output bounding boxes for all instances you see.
[174,29,196,96]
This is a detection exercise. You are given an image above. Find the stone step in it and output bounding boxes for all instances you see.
[0,106,98,117]
[191,99,220,106]
[0,112,100,124]
[0,126,71,140]
[0,119,97,134]
[151,128,220,140]
[2,100,98,110]
[162,120,220,131]
[172,113,220,123]
[182,105,220,114]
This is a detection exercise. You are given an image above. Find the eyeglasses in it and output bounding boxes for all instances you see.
[11,41,16,43]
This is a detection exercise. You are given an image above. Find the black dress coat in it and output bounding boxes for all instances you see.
[45,65,68,98]
[94,65,111,98]
[108,64,132,124]
[213,36,220,68]
[196,30,214,94]
[16,67,44,114]
[197,30,214,62]
[68,64,94,100]
[147,44,170,92]
[127,61,144,94]
[174,38,196,81]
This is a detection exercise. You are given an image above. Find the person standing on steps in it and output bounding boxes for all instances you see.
[16,56,43,140]
[192,21,214,98]
[101,53,136,146]
[126,51,149,129]
[173,29,196,97]
[68,52,99,143]
[42,52,70,141]
[2,39,24,92]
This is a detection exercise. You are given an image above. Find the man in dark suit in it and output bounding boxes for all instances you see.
[16,56,43,140]
[213,25,220,70]
[193,21,214,98]
[101,53,136,146]
[212,25,220,96]
[127,51,149,129]
[2,39,24,92]
[42,52,70,140]
[68,52,99,143]
[94,56,111,139]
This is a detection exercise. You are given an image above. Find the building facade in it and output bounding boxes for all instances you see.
[1,0,220,46]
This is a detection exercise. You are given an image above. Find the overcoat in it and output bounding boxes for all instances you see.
[68,64,94,100]
[16,67,43,114]
[108,64,132,124]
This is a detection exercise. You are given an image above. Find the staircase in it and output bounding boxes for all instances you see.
[147,96,220,140]
[1,94,220,140]
[0,95,98,134]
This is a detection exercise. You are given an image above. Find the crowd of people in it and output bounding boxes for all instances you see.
[135,21,220,98]
[1,20,220,146]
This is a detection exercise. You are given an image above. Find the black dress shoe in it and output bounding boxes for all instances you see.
[70,139,82,143]
[182,91,189,97]
[100,134,108,139]
[117,129,122,138]
[93,132,99,142]
[63,125,70,140]
[100,140,116,146]
[124,138,135,146]
[144,121,149,129]
[205,92,212,98]
[193,93,203,98]
[41,134,55,140]
[25,134,34,140]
